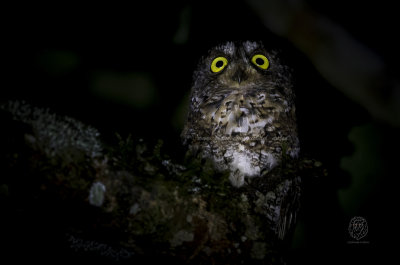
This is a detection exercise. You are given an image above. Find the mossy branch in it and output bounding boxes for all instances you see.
[0,101,326,264]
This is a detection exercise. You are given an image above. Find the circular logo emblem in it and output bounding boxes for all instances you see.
[348,216,368,240]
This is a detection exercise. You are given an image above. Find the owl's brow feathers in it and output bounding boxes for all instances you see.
[213,41,262,57]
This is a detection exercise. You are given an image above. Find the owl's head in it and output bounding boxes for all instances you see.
[191,41,293,103]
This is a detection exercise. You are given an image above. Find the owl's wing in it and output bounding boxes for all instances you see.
[277,176,301,240]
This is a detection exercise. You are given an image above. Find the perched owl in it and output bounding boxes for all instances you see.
[182,41,299,187]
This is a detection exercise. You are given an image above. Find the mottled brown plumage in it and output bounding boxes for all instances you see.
[182,41,299,187]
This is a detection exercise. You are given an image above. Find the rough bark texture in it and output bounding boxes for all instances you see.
[0,101,326,264]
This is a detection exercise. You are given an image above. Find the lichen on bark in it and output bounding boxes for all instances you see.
[0,101,326,264]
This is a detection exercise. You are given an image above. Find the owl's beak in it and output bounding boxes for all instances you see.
[232,68,247,84]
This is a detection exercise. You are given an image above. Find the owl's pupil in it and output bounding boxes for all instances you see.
[256,58,264,65]
[216,60,224,68]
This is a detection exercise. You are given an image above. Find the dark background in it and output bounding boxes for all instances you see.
[2,0,398,263]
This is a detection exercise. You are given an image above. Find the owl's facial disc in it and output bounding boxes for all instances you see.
[208,42,270,88]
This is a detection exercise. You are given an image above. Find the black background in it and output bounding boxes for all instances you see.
[2,0,398,264]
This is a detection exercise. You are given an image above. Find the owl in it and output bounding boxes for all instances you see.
[182,41,299,187]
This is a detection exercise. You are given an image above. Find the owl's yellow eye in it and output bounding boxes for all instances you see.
[211,57,228,73]
[251,54,269,70]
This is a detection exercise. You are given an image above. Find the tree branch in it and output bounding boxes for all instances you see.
[0,101,326,264]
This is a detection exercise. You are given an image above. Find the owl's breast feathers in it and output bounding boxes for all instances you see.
[183,88,299,187]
